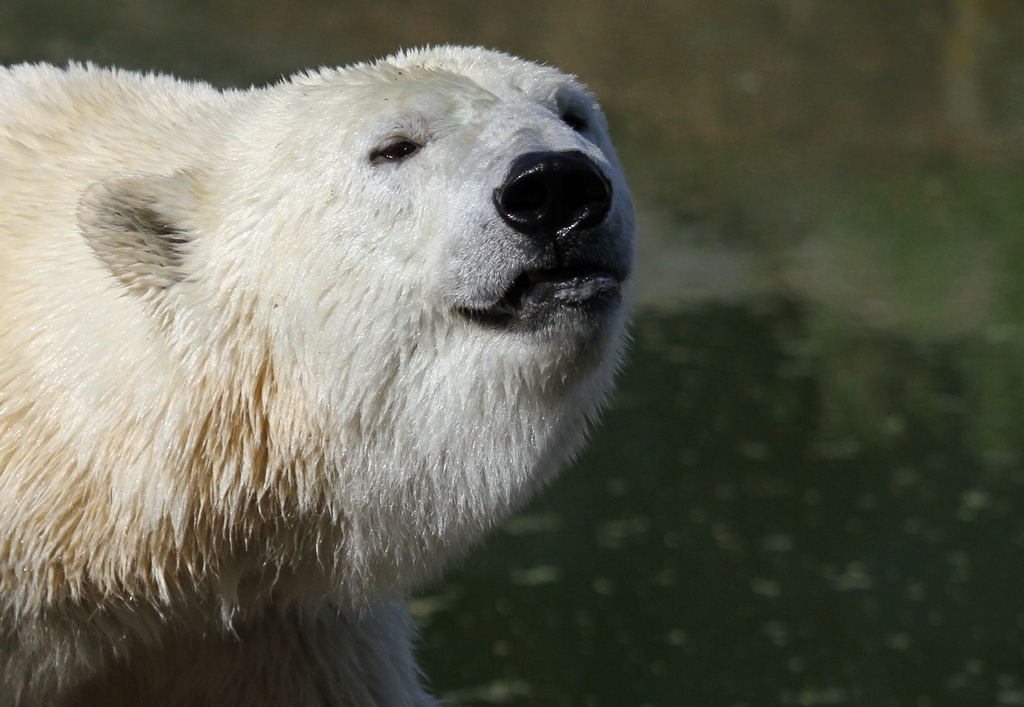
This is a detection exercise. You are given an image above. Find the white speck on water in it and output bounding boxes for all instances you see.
[752,577,783,598]
[606,477,629,496]
[946,551,972,583]
[444,679,533,704]
[407,588,460,625]
[906,582,927,601]
[904,517,925,535]
[739,440,769,460]
[666,629,687,646]
[998,688,1024,705]
[811,439,861,460]
[714,482,737,501]
[510,565,560,586]
[892,467,920,487]
[881,414,906,435]
[886,633,912,650]
[763,620,790,646]
[733,69,764,94]
[826,561,873,591]
[597,516,650,549]
[713,522,745,554]
[654,567,677,586]
[502,512,561,535]
[779,686,848,705]
[958,488,992,521]
[679,447,698,466]
[762,534,794,553]
[858,493,879,510]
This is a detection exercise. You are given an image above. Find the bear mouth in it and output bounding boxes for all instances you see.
[457,265,623,328]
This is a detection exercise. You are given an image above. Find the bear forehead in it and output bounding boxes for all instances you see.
[294,47,588,119]
[388,46,576,93]
[351,71,502,120]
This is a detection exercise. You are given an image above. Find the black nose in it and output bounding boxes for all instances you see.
[493,151,612,238]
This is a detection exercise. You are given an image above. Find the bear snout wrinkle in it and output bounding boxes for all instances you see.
[493,150,612,241]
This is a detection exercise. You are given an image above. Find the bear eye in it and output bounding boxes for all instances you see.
[370,139,421,164]
[560,111,588,132]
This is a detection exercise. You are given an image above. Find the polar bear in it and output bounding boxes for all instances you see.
[0,46,633,705]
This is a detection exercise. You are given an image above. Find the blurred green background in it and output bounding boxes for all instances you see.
[4,2,1024,705]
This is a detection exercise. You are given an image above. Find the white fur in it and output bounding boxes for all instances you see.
[0,46,633,705]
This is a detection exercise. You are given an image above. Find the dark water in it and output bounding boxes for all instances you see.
[418,303,1024,705]
[5,2,1024,705]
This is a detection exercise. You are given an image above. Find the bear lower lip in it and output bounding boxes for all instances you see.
[458,267,623,328]
[522,270,619,303]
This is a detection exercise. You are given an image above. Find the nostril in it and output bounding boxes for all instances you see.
[561,168,612,232]
[502,178,549,215]
[494,151,612,239]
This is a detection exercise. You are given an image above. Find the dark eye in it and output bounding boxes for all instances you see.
[370,139,421,164]
[561,112,588,132]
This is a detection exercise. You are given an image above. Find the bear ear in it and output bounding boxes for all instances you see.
[78,172,199,296]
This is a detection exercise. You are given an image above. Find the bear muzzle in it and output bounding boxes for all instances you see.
[460,150,628,330]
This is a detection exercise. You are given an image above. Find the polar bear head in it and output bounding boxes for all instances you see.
[73,46,634,601]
